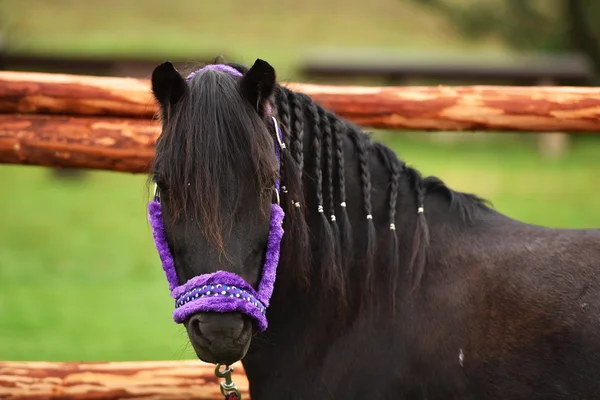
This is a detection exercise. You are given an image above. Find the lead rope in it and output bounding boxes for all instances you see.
[215,364,242,399]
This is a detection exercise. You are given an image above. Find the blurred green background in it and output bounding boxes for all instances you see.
[0,0,598,362]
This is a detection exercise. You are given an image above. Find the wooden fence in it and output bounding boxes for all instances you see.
[1,71,599,174]
[0,360,248,399]
[0,70,599,399]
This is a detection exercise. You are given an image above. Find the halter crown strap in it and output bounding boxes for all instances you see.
[148,64,285,332]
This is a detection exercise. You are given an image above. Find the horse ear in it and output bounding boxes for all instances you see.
[151,61,186,109]
[239,58,276,115]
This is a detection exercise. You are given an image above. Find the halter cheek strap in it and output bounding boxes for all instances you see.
[147,64,285,332]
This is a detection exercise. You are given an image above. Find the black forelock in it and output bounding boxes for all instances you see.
[152,67,277,252]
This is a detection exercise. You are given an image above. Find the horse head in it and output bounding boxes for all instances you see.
[149,59,285,365]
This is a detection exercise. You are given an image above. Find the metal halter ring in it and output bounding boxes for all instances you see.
[215,364,242,399]
[274,188,280,206]
[270,116,287,150]
[153,183,159,201]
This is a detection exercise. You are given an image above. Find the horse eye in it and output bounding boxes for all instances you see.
[153,175,168,189]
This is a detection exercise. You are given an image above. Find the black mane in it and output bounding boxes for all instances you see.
[152,67,277,253]
[151,60,492,309]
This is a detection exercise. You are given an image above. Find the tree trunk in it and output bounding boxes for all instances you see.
[565,0,600,81]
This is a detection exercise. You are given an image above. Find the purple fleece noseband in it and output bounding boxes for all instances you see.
[148,64,285,332]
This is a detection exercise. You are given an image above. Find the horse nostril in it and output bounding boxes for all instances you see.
[187,314,206,342]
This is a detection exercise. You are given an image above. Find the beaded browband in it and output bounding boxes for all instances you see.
[148,64,285,332]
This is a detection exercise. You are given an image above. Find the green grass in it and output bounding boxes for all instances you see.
[0,0,598,362]
[377,133,600,228]
[0,167,197,361]
[1,134,598,362]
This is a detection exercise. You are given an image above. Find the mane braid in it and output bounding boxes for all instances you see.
[273,88,312,289]
[275,88,291,137]
[287,89,305,178]
[388,156,401,302]
[404,166,430,291]
[347,129,377,305]
[331,117,353,271]
[372,143,402,309]
[307,102,342,300]
[320,106,343,271]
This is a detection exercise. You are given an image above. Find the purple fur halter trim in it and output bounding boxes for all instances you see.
[147,64,285,332]
[171,272,268,331]
[185,64,242,81]
[148,200,178,291]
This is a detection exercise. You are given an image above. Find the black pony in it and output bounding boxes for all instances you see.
[149,58,600,399]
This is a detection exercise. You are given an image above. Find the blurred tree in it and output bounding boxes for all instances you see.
[564,0,600,77]
[409,0,600,80]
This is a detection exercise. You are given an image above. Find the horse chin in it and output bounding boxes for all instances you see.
[184,312,253,365]
[193,339,252,366]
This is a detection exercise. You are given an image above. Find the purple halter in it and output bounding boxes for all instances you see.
[147,64,285,332]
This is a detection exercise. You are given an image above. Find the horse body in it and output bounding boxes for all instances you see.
[148,58,600,399]
[244,213,600,399]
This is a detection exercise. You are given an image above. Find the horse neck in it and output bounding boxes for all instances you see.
[242,88,492,378]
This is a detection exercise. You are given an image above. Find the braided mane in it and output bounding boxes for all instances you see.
[270,81,489,309]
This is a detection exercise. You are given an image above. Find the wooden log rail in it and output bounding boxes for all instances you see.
[0,360,249,399]
[0,70,599,172]
[0,115,159,173]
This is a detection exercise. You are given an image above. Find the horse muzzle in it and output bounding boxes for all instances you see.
[185,312,253,365]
